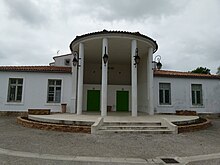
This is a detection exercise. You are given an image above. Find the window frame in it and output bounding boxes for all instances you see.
[158,82,171,105]
[47,79,62,103]
[64,59,71,66]
[7,78,24,103]
[191,84,203,106]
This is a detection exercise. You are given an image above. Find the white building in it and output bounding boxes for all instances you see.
[0,30,219,115]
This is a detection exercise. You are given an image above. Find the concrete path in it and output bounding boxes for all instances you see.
[1,117,220,164]
[1,147,220,165]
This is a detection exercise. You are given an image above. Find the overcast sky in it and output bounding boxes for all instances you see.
[0,0,220,73]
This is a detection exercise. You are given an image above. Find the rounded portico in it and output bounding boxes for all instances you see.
[69,30,158,116]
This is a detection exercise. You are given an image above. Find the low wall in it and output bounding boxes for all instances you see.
[17,117,91,133]
[177,118,212,133]
[0,111,28,117]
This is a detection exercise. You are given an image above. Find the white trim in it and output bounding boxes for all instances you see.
[45,78,64,105]
[71,34,157,53]
[158,82,172,106]
[190,83,204,108]
[5,77,25,105]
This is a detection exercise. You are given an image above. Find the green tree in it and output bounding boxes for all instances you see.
[217,66,220,75]
[191,67,211,74]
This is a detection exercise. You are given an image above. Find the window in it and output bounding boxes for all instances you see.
[159,83,171,105]
[64,59,70,66]
[7,78,23,102]
[191,84,203,105]
[47,79,62,103]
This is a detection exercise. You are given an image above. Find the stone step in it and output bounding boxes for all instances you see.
[103,122,161,126]
[98,129,173,134]
[100,125,168,130]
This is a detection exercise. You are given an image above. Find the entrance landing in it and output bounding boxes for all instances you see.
[27,113,199,134]
[28,112,198,126]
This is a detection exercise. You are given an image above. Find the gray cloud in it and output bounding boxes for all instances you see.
[78,0,187,21]
[3,0,47,26]
[0,0,219,74]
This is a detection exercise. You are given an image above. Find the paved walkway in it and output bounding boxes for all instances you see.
[0,147,220,164]
[0,117,220,164]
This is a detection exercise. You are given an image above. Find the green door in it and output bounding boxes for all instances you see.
[116,91,129,112]
[87,90,100,111]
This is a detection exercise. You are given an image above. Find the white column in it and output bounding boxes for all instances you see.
[101,38,108,117]
[71,61,77,113]
[77,43,84,115]
[147,47,154,115]
[131,40,137,117]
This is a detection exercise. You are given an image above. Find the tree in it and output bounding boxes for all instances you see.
[217,66,220,75]
[191,67,211,74]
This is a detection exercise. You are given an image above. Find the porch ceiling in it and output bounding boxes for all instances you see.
[83,38,150,65]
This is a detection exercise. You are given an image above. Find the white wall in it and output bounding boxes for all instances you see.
[1,70,220,114]
[153,77,220,113]
[0,72,72,112]
[54,54,72,66]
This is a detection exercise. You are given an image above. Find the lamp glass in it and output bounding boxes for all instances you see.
[156,62,162,70]
[72,57,78,67]
[103,54,108,64]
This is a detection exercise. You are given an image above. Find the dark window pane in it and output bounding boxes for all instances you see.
[10,79,16,84]
[49,87,54,92]
[9,86,16,101]
[159,90,163,104]
[17,86,23,101]
[196,91,201,104]
[48,96,54,102]
[17,79,23,84]
[165,90,170,104]
[192,91,195,104]
[49,80,55,85]
[56,80,61,85]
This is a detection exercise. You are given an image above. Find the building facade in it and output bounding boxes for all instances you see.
[0,30,219,115]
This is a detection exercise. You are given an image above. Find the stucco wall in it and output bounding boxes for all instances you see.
[0,72,72,112]
[153,77,220,113]
[0,71,219,114]
[53,54,72,66]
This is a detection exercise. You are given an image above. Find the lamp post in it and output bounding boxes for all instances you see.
[72,51,79,67]
[103,46,108,66]
[153,55,162,70]
[134,48,140,67]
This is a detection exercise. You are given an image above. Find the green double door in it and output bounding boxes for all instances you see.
[87,90,129,112]
[87,90,100,111]
[116,91,129,112]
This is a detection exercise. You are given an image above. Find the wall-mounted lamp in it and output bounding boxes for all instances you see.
[134,48,140,67]
[153,55,162,70]
[72,51,80,67]
[103,46,108,66]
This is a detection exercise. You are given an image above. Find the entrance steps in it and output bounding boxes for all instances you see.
[91,118,177,134]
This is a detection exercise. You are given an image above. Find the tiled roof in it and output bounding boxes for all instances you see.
[0,66,219,79]
[70,29,158,53]
[0,66,71,73]
[154,70,220,79]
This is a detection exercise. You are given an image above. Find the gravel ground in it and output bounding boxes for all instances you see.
[0,116,220,164]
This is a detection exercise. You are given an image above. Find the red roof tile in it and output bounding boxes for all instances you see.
[154,70,220,79]
[0,66,219,79]
[0,66,71,73]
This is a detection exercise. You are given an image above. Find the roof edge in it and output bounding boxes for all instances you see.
[69,30,158,52]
